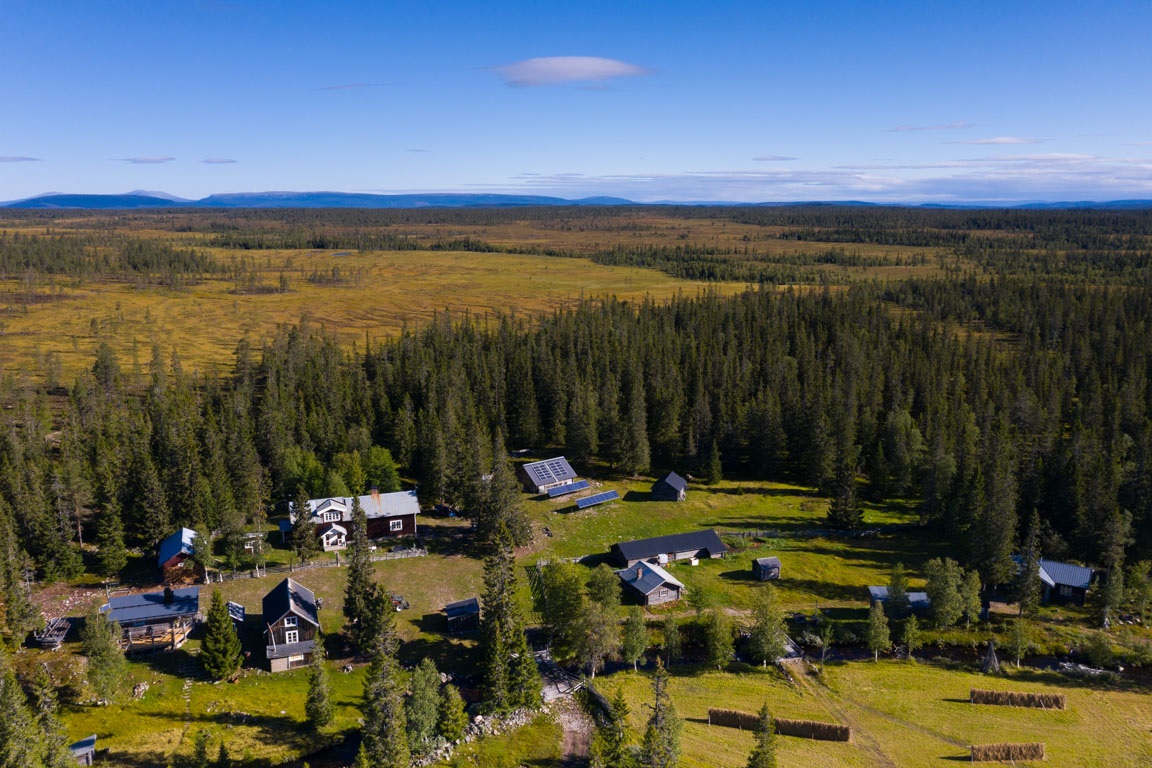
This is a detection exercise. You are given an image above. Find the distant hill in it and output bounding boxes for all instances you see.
[3,191,1152,210]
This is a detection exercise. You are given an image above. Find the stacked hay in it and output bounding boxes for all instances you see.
[970,743,1045,762]
[707,709,850,741]
[970,689,1066,709]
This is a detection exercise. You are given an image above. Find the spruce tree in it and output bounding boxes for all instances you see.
[1016,509,1042,618]
[887,562,910,618]
[0,503,37,646]
[923,557,964,628]
[866,601,890,662]
[960,569,983,629]
[406,657,442,753]
[662,614,681,666]
[95,504,128,578]
[0,649,41,768]
[81,604,125,702]
[622,607,648,671]
[344,496,375,653]
[704,439,723,485]
[438,684,468,743]
[745,703,777,768]
[478,525,539,712]
[306,631,333,730]
[291,485,320,565]
[28,664,74,768]
[640,659,681,768]
[360,612,409,768]
[591,687,635,768]
[200,588,243,680]
[474,429,531,547]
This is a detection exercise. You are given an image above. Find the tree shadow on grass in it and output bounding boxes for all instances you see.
[623,490,652,503]
[703,486,821,498]
[399,636,478,674]
[778,577,865,603]
[717,569,758,582]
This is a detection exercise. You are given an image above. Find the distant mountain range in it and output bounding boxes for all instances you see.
[3,191,1152,210]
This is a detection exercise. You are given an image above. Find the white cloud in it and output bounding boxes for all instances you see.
[0,156,40,162]
[889,121,972,132]
[201,157,238,164]
[494,56,650,87]
[121,156,175,164]
[753,154,797,162]
[947,137,1043,145]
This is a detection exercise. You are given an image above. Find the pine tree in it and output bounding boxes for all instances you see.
[622,607,648,671]
[95,503,128,578]
[747,585,787,667]
[306,631,333,730]
[640,659,681,768]
[406,658,442,753]
[200,589,243,680]
[81,604,125,702]
[887,562,910,618]
[473,429,531,547]
[344,496,376,653]
[0,502,37,646]
[745,703,777,768]
[704,439,723,485]
[438,684,468,743]
[923,557,964,628]
[0,649,42,768]
[591,688,635,768]
[478,525,539,712]
[621,369,650,476]
[960,569,983,629]
[866,601,890,662]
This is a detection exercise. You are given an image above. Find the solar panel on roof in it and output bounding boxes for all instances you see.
[576,490,620,509]
[547,479,591,498]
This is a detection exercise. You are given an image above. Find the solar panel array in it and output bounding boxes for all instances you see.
[547,479,591,498]
[575,490,620,509]
[523,456,577,485]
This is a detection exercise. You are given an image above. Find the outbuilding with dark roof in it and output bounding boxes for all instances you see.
[610,529,727,568]
[444,597,480,634]
[157,528,197,572]
[753,556,781,581]
[616,561,685,605]
[651,471,688,502]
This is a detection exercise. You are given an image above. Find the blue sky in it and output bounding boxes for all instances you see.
[2,0,1151,203]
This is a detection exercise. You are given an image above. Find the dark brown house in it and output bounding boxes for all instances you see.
[288,490,421,541]
[651,471,688,502]
[263,578,320,672]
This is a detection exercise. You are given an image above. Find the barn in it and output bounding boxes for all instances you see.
[610,529,727,568]
[651,471,688,502]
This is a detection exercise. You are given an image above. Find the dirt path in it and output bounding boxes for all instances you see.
[552,696,593,767]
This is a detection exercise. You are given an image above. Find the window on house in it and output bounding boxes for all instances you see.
[285,630,299,644]
[1059,584,1073,597]
[390,519,403,532]
[659,589,669,597]
[287,654,304,664]
[284,616,297,628]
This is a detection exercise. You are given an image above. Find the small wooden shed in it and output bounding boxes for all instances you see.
[753,556,781,581]
[444,597,480,634]
[651,471,688,502]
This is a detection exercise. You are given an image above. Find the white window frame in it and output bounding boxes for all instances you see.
[284,616,297,628]
[389,518,404,532]
[285,629,299,644]
[1059,584,1073,597]
[287,654,304,664]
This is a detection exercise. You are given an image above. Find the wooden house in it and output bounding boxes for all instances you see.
[868,586,931,613]
[444,597,480,634]
[651,471,688,502]
[69,735,97,766]
[157,527,196,573]
[610,530,727,568]
[317,522,347,551]
[288,490,420,541]
[103,587,200,653]
[263,578,320,672]
[1037,559,1093,606]
[519,456,578,494]
[753,556,781,581]
[616,561,685,606]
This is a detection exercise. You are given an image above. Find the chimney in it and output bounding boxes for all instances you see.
[636,567,643,580]
[164,587,174,605]
[371,486,380,501]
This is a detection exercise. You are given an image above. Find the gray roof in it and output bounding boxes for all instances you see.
[616,561,685,595]
[104,587,200,625]
[69,735,97,758]
[262,578,319,628]
[868,586,930,608]
[157,527,196,568]
[522,456,577,487]
[754,556,782,568]
[266,639,317,660]
[295,491,421,524]
[654,471,688,493]
[1039,559,1093,590]
[612,530,726,563]
[445,597,480,619]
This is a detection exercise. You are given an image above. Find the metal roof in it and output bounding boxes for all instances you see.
[1039,558,1093,590]
[357,490,421,520]
[522,456,577,487]
[612,529,727,563]
[445,597,480,619]
[616,561,685,595]
[263,578,319,628]
[654,471,688,493]
[754,556,782,568]
[266,639,316,660]
[868,586,930,608]
[105,587,200,625]
[157,527,196,568]
[69,735,97,758]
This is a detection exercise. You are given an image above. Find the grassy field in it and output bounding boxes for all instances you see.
[40,475,1152,766]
